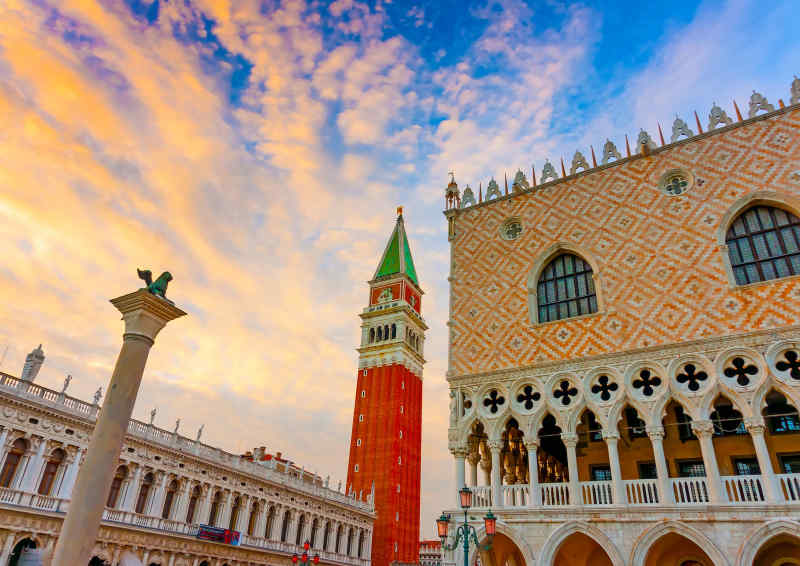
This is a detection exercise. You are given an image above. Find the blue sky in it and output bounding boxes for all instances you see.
[1,0,799,537]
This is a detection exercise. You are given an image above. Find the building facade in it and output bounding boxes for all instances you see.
[0,359,374,566]
[443,81,800,566]
[419,541,442,566]
[347,210,426,566]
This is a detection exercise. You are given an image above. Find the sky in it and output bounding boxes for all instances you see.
[1,0,799,540]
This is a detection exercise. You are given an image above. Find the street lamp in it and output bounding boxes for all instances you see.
[293,541,320,566]
[437,487,496,566]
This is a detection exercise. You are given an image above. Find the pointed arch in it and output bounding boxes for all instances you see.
[736,519,800,566]
[539,521,624,566]
[527,242,605,325]
[699,388,752,421]
[465,520,535,566]
[631,521,730,566]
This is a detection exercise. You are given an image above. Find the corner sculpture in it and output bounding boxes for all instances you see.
[137,268,173,302]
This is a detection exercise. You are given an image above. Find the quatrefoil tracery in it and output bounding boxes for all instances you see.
[553,380,579,406]
[677,363,708,392]
[776,350,800,380]
[483,390,506,414]
[723,357,758,386]
[591,375,619,402]
[632,369,662,397]
[516,385,541,410]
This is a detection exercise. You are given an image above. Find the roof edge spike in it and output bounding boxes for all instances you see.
[694,111,703,134]
[657,122,665,146]
[625,134,631,157]
[733,99,743,121]
[590,146,597,167]
[560,157,566,178]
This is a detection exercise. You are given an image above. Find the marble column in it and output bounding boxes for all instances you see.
[746,419,780,502]
[218,491,233,528]
[479,444,492,486]
[57,447,84,499]
[452,447,467,505]
[149,472,168,517]
[488,440,503,507]
[236,496,251,533]
[563,433,581,506]
[0,531,17,565]
[603,432,625,505]
[173,481,191,521]
[692,420,724,503]
[51,288,185,566]
[121,465,142,511]
[198,486,213,525]
[466,452,480,487]
[525,440,541,506]
[0,427,9,469]
[647,426,673,504]
[20,437,48,493]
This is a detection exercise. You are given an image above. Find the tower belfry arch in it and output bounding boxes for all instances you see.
[347,209,426,566]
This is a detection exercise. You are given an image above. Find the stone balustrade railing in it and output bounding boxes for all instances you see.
[463,473,800,509]
[0,486,370,566]
[0,372,373,513]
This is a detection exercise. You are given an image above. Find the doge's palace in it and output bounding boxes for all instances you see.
[0,349,374,566]
[442,79,800,566]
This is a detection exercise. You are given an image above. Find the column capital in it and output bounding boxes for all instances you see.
[745,418,767,435]
[646,425,665,440]
[602,431,620,442]
[466,452,481,465]
[561,432,579,447]
[450,446,469,458]
[486,439,503,452]
[691,419,715,438]
[111,289,186,344]
[523,439,539,450]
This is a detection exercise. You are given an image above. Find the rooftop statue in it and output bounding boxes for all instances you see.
[792,76,800,106]
[137,269,173,303]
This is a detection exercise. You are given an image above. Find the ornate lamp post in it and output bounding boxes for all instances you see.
[293,541,320,566]
[437,487,496,566]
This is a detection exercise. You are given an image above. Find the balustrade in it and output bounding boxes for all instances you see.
[670,477,709,504]
[624,479,659,505]
[722,474,765,504]
[779,473,800,502]
[472,486,492,508]
[581,480,613,506]
[540,482,571,506]
[501,484,529,507]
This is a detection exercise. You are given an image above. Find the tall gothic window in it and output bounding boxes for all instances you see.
[106,465,127,508]
[280,510,291,542]
[295,514,306,545]
[265,506,276,539]
[38,448,65,495]
[537,253,597,322]
[162,479,178,519]
[135,472,154,514]
[0,438,27,488]
[726,205,800,285]
[209,491,222,525]
[247,501,259,536]
[229,496,241,530]
[186,485,201,523]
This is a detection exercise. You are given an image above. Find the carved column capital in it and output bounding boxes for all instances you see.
[561,433,579,447]
[646,425,665,440]
[486,440,503,452]
[450,446,469,458]
[523,439,539,450]
[745,418,766,435]
[691,419,715,438]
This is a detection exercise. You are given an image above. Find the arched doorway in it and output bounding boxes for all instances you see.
[552,532,613,566]
[476,533,525,566]
[643,532,715,566]
[752,533,800,566]
[8,538,37,566]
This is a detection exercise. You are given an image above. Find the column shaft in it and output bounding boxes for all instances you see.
[693,421,724,503]
[563,434,581,506]
[489,443,502,507]
[604,435,625,505]
[647,428,673,504]
[748,423,780,502]
[57,447,84,499]
[20,438,47,493]
[526,444,540,506]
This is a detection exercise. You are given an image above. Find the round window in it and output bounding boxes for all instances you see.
[500,218,523,240]
[658,168,694,196]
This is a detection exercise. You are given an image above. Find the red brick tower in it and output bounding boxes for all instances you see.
[347,208,426,566]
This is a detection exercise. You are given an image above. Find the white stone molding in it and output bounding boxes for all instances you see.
[748,91,775,118]
[538,521,625,566]
[601,139,621,164]
[670,115,694,142]
[708,102,733,130]
[540,161,558,184]
[630,520,731,566]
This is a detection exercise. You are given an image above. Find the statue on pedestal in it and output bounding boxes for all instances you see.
[137,269,174,303]
[92,387,102,406]
[61,374,72,395]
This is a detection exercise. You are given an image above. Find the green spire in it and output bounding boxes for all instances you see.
[374,209,419,286]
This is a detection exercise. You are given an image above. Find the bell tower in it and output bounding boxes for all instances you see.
[347,208,426,566]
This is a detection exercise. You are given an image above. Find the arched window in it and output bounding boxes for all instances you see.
[323,522,330,550]
[280,510,291,542]
[295,514,306,545]
[106,465,127,508]
[0,438,28,488]
[358,531,364,557]
[346,528,354,555]
[726,205,800,285]
[537,253,597,322]
[38,448,65,495]
[377,327,383,341]
[336,525,343,553]
[186,485,201,523]
[310,518,319,548]
[384,325,389,340]
[391,323,397,339]
[247,501,259,535]
[265,506,276,539]
[229,496,241,530]
[135,472,154,514]
[369,328,375,343]
[209,491,222,525]
[161,479,178,519]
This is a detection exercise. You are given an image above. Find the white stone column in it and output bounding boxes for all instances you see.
[149,472,169,517]
[603,432,625,505]
[173,481,190,521]
[692,420,724,503]
[198,486,213,524]
[647,426,673,504]
[479,452,492,487]
[57,447,84,499]
[563,433,581,506]
[0,531,17,565]
[218,491,232,528]
[488,440,503,507]
[525,440,541,506]
[0,427,9,468]
[121,465,142,511]
[51,289,186,566]
[452,447,466,505]
[20,437,47,493]
[746,419,780,502]
[254,504,267,538]
[466,453,480,487]
[236,496,251,533]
